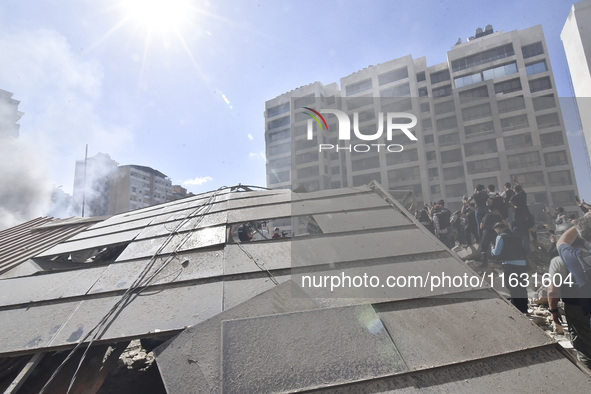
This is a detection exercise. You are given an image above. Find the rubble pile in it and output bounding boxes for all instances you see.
[118,340,156,370]
[97,340,165,394]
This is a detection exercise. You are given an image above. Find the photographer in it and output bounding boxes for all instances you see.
[238,222,255,242]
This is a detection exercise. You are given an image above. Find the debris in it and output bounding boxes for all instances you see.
[553,322,565,335]
[117,340,156,371]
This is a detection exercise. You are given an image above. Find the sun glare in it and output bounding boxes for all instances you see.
[124,0,192,32]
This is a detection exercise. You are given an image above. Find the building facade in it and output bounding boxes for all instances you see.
[265,25,579,213]
[108,165,172,214]
[73,154,172,216]
[562,0,591,172]
[0,89,23,139]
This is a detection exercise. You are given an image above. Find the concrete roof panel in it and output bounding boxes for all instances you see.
[292,228,444,268]
[222,274,291,311]
[291,193,392,216]
[87,190,228,230]
[291,186,372,200]
[376,296,553,370]
[114,225,226,261]
[223,242,291,275]
[311,208,412,233]
[221,304,407,393]
[0,301,85,354]
[0,281,224,355]
[89,249,225,294]
[132,212,227,241]
[312,346,591,393]
[293,256,486,300]
[227,203,291,223]
[51,282,222,347]
[0,266,108,307]
[148,210,227,229]
[155,282,320,394]
[36,228,142,257]
[225,192,292,209]
[66,216,156,242]
[224,189,289,199]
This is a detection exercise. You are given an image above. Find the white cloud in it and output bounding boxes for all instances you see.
[183,176,213,186]
[247,133,253,140]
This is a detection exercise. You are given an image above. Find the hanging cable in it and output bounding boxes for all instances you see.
[235,241,280,286]
[40,186,227,393]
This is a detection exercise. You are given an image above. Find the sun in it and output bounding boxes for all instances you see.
[123,0,193,33]
[95,0,214,89]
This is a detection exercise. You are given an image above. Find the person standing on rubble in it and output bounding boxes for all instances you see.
[509,177,532,255]
[554,215,591,368]
[490,222,528,313]
[547,239,591,369]
[479,207,508,268]
[467,184,489,239]
[432,202,453,248]
[461,201,478,245]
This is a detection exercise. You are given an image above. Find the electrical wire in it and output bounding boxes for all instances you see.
[40,187,226,393]
[235,241,280,285]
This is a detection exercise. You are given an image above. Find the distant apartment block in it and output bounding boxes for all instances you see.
[72,153,118,217]
[265,25,579,213]
[0,89,24,139]
[73,154,173,216]
[562,0,591,167]
[168,185,190,201]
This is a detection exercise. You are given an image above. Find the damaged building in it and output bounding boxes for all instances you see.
[0,183,590,393]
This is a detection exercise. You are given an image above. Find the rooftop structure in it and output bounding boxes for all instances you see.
[0,184,589,392]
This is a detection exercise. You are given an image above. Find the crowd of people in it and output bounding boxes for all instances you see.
[414,177,591,368]
[413,176,591,264]
[414,176,538,261]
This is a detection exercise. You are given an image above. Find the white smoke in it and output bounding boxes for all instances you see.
[71,153,118,217]
[0,28,134,228]
[0,135,53,229]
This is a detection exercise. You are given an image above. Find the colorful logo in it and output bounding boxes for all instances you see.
[303,107,329,132]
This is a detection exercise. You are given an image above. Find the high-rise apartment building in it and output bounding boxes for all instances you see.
[265,25,579,213]
[562,0,591,170]
[0,89,23,139]
[108,165,172,214]
[73,154,172,216]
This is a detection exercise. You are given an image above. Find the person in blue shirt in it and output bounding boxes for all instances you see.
[490,222,528,313]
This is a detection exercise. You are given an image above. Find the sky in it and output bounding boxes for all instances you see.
[0,0,590,227]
